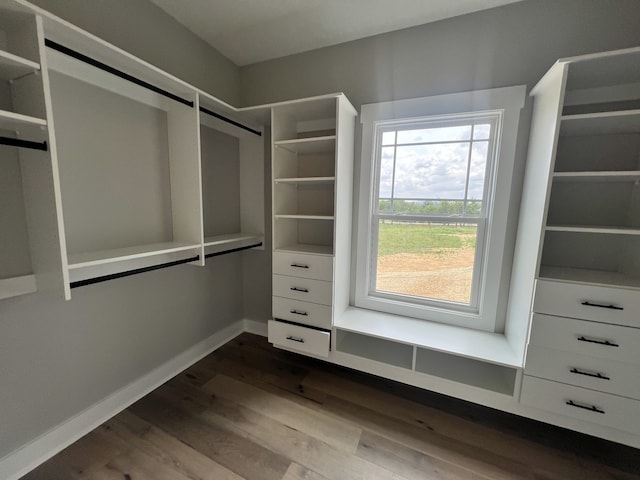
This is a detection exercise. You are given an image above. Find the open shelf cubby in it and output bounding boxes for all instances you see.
[415,348,517,395]
[273,217,334,255]
[336,330,414,369]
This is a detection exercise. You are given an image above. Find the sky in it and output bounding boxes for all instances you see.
[378,123,491,202]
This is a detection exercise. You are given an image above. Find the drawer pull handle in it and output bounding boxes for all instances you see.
[286,335,305,343]
[577,336,619,348]
[565,400,605,414]
[290,263,310,269]
[581,301,623,311]
[290,309,308,316]
[569,368,610,381]
[290,287,309,293]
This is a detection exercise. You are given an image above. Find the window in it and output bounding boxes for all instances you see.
[355,86,525,331]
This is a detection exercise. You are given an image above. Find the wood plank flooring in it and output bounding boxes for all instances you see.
[22,333,640,480]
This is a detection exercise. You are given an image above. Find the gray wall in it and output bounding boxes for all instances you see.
[240,0,640,107]
[0,0,244,462]
[30,0,241,104]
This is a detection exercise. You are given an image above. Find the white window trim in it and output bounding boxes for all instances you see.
[355,86,525,332]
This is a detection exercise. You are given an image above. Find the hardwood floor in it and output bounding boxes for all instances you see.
[22,333,640,480]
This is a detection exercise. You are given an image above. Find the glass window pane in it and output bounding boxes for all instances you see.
[381,131,396,145]
[375,220,477,304]
[467,141,488,200]
[378,146,395,199]
[393,143,470,200]
[473,124,491,140]
[397,125,471,144]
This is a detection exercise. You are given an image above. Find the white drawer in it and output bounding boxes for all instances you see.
[534,280,640,327]
[529,314,640,365]
[268,320,330,358]
[273,296,333,329]
[272,274,333,306]
[520,375,640,435]
[273,251,333,281]
[525,345,640,400]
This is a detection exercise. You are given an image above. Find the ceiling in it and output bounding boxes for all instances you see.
[149,0,523,66]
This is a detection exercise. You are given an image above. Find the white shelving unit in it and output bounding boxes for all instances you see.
[511,46,640,442]
[268,94,356,357]
[0,3,66,300]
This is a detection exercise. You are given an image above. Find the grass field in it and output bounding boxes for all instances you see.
[377,222,477,256]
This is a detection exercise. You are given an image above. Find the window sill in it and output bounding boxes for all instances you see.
[335,307,523,368]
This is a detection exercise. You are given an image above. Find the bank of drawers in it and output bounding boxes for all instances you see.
[270,252,334,357]
[521,280,640,434]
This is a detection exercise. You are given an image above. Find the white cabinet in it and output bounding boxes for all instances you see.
[268,95,356,351]
[512,47,640,439]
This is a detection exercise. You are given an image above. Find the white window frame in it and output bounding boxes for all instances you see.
[355,86,525,332]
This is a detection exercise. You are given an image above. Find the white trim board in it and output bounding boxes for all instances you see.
[0,320,246,480]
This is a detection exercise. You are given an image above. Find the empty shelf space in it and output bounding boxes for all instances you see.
[336,330,414,369]
[560,110,640,136]
[204,233,262,255]
[538,266,640,289]
[553,171,640,182]
[274,176,335,184]
[415,348,517,395]
[545,225,640,235]
[274,214,335,220]
[275,135,336,154]
[0,274,36,300]
[0,49,39,80]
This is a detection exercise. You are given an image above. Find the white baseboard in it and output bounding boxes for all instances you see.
[244,318,268,336]
[0,320,246,480]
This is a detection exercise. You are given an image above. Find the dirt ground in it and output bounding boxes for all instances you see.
[376,247,475,303]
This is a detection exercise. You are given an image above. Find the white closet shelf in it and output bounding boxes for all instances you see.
[553,171,640,182]
[275,243,333,255]
[0,109,46,132]
[203,233,262,255]
[538,266,640,289]
[274,214,334,220]
[335,307,522,368]
[274,135,336,154]
[0,49,40,80]
[560,109,640,136]
[274,176,335,184]
[0,274,37,300]
[67,242,200,270]
[545,225,640,235]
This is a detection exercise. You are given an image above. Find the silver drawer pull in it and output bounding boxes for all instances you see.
[290,263,309,269]
[286,335,305,343]
[290,287,309,293]
[569,367,610,381]
[566,400,605,414]
[290,309,308,316]
[581,300,623,311]
[577,336,619,348]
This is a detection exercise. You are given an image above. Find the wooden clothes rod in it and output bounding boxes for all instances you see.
[0,136,48,151]
[45,39,194,108]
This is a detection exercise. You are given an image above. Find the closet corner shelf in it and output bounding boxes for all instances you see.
[0,49,40,80]
[274,176,335,184]
[274,214,335,220]
[553,171,640,182]
[538,266,640,289]
[274,135,336,154]
[560,109,640,136]
[0,109,46,132]
[0,274,37,300]
[203,233,262,256]
[545,225,640,235]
